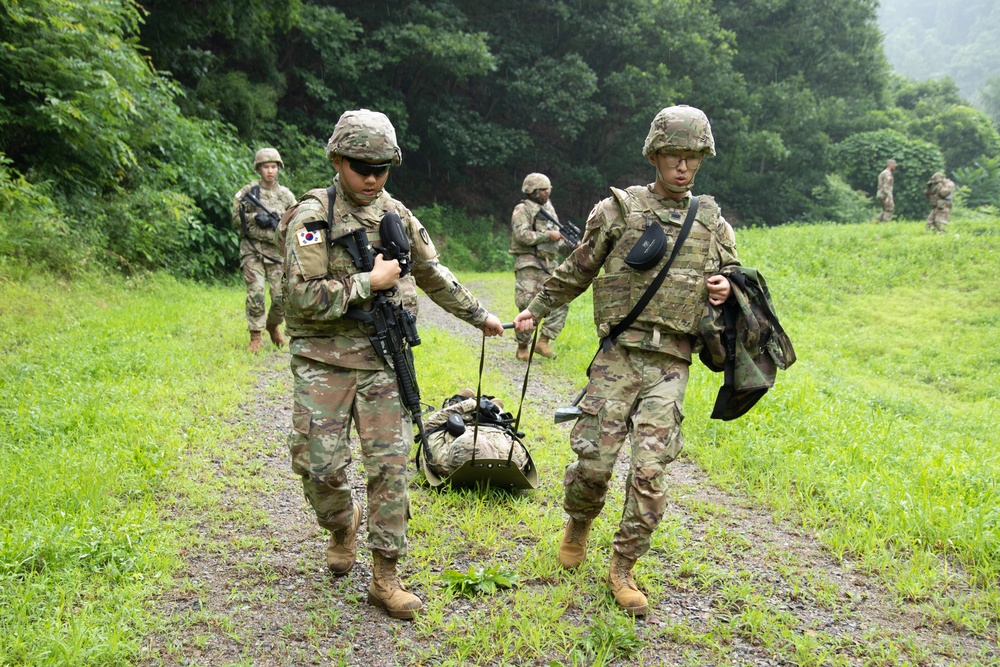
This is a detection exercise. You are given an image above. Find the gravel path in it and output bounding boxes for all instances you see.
[139,285,998,666]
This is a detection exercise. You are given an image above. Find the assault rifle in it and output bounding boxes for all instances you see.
[537,206,583,246]
[334,214,430,461]
[240,188,281,229]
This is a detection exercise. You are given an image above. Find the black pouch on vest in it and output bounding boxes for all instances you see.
[624,222,668,270]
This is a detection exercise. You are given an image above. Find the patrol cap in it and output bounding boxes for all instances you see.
[521,173,552,195]
[642,105,716,158]
[254,147,283,169]
[325,109,402,166]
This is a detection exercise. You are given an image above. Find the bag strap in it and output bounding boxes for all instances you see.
[599,195,700,354]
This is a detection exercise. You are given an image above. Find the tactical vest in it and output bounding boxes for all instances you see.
[509,199,562,269]
[238,181,294,245]
[280,186,420,338]
[592,186,721,337]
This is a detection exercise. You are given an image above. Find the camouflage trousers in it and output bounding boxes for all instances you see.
[926,200,952,232]
[514,266,568,345]
[564,343,688,560]
[288,354,412,558]
[876,194,894,222]
[242,251,284,332]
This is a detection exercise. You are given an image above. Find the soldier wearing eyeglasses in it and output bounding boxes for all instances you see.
[514,105,739,616]
[277,109,504,620]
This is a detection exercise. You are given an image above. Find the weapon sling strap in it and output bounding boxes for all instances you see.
[586,195,699,373]
[469,325,536,465]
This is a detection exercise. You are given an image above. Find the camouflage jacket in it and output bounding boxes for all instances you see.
[527,184,738,360]
[232,180,296,259]
[509,198,570,271]
[278,178,489,368]
[876,168,894,199]
[926,177,955,207]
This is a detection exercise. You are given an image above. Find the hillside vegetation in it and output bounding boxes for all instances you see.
[1,210,999,665]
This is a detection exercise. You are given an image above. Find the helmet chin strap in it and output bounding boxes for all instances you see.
[655,163,701,195]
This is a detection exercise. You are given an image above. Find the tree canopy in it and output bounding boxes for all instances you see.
[2,0,998,278]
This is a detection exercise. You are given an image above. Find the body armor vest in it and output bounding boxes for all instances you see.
[592,186,721,337]
[509,199,561,270]
[282,187,420,338]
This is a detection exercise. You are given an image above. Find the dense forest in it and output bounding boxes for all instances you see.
[2,0,999,279]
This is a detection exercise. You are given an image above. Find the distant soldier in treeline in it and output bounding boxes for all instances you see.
[925,171,955,233]
[875,158,896,222]
[509,173,573,360]
[232,148,296,352]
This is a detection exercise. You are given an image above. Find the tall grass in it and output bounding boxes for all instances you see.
[0,269,262,666]
[684,212,1000,588]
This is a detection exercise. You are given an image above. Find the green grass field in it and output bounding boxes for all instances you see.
[1,210,998,665]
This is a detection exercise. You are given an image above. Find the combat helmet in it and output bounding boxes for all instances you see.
[642,105,716,158]
[325,109,402,166]
[253,147,284,170]
[521,173,552,195]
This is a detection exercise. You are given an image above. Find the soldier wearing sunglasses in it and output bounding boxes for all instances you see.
[277,109,504,620]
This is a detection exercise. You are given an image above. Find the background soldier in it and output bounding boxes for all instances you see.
[509,173,573,360]
[232,147,296,352]
[875,158,896,222]
[278,109,503,620]
[925,171,956,233]
[514,105,738,616]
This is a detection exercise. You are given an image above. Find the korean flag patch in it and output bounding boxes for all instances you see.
[297,229,323,246]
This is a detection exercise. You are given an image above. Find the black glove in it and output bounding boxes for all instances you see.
[254,211,276,229]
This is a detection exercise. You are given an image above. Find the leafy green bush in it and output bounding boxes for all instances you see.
[802,173,875,223]
[0,156,85,274]
[953,156,1000,209]
[414,203,513,272]
[835,129,945,219]
[0,0,247,280]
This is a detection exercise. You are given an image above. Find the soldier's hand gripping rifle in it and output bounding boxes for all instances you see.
[240,188,282,229]
[335,213,431,462]
[537,206,583,246]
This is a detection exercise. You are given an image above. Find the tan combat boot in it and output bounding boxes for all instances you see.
[516,344,530,361]
[607,552,648,616]
[326,502,362,575]
[368,551,423,619]
[247,330,263,353]
[535,336,556,358]
[558,517,592,569]
[266,323,286,348]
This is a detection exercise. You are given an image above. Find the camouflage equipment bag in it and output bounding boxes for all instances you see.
[698,267,795,420]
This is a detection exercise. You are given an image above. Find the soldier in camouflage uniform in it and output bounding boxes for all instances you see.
[875,159,896,222]
[422,391,528,479]
[925,171,955,233]
[278,109,504,620]
[509,173,574,360]
[514,105,739,616]
[232,147,297,352]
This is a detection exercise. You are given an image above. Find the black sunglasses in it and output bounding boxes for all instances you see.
[347,158,391,177]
